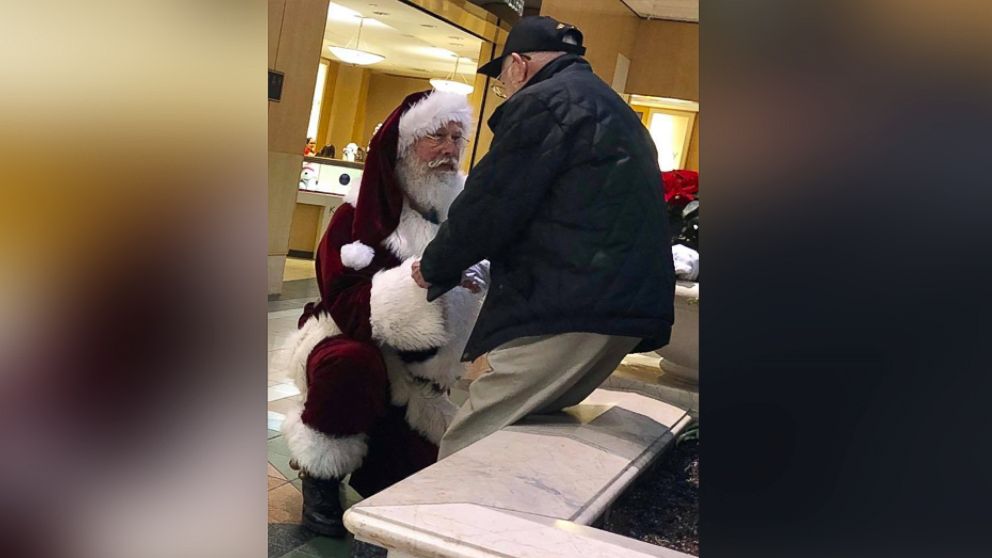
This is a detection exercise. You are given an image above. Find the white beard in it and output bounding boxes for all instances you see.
[396,155,461,219]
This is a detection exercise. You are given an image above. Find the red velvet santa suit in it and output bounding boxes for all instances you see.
[279,91,482,497]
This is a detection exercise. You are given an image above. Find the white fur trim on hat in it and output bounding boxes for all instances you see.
[398,91,474,155]
[341,241,375,270]
[281,405,368,479]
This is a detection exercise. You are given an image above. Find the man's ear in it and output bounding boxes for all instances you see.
[509,53,522,80]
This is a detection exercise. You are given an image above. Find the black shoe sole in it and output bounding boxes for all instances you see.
[302,516,346,538]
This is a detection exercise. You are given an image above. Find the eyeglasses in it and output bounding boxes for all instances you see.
[423,132,468,147]
[491,53,531,99]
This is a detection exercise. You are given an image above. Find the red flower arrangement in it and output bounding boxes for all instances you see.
[661,170,699,208]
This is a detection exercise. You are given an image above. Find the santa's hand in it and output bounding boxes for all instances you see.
[411,259,431,289]
[460,277,483,293]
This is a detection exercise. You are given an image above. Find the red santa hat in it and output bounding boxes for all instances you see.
[339,90,473,270]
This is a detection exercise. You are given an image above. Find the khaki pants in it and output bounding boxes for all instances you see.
[438,332,640,459]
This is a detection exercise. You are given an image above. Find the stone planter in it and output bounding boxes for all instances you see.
[655,281,699,386]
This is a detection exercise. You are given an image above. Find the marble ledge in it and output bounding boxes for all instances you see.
[352,390,689,523]
[355,430,634,520]
[345,502,694,558]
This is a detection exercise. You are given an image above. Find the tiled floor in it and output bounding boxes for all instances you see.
[267,275,687,557]
[283,257,317,282]
[268,275,355,558]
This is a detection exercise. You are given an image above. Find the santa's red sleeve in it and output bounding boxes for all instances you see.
[314,204,448,352]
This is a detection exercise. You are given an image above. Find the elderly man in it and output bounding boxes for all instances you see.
[279,90,486,537]
[412,16,676,458]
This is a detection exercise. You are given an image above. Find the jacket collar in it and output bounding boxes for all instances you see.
[487,54,589,131]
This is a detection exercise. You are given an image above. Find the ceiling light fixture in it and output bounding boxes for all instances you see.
[430,55,474,96]
[328,17,384,66]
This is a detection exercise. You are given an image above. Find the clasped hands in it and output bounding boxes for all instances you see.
[412,259,487,294]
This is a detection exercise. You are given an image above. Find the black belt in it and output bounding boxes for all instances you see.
[409,374,447,395]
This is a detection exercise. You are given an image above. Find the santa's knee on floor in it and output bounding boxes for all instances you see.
[302,336,388,436]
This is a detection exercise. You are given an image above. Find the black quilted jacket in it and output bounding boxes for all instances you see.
[421,54,675,361]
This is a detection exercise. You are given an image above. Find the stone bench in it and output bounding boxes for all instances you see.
[344,388,695,558]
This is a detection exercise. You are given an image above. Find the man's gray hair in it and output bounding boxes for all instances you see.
[523,51,567,66]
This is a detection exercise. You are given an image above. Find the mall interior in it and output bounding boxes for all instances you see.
[268,1,699,557]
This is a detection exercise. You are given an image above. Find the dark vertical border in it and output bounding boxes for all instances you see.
[702,2,992,557]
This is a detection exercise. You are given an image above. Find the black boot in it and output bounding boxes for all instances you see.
[300,472,346,538]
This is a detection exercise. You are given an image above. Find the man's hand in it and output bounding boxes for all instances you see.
[411,259,430,289]
[460,262,488,294]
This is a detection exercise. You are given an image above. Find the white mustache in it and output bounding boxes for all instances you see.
[427,157,457,169]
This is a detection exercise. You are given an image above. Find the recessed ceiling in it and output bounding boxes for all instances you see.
[323,0,483,80]
[622,0,698,22]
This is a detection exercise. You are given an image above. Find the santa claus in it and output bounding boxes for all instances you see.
[278,90,486,537]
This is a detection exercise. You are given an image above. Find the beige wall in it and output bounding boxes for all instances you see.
[540,0,639,85]
[627,19,698,101]
[363,74,433,145]
[268,0,330,294]
[466,31,506,170]
[628,19,698,171]
[323,64,371,152]
[541,1,698,101]
[685,115,699,171]
[288,203,322,253]
[541,1,699,171]
[315,60,339,150]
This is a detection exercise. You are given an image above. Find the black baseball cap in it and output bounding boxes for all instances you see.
[477,16,586,78]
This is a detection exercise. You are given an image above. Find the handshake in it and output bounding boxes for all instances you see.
[411,259,489,294]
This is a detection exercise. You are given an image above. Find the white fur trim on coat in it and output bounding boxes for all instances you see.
[398,91,474,155]
[412,286,483,384]
[276,311,342,394]
[369,258,448,351]
[341,240,375,270]
[405,383,459,445]
[281,405,368,479]
[380,351,459,445]
[383,203,440,260]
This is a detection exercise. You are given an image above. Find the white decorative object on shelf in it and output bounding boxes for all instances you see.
[342,143,359,162]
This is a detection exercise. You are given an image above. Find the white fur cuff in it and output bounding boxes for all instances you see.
[341,241,375,270]
[281,406,368,479]
[405,385,459,445]
[369,259,448,351]
[277,311,342,394]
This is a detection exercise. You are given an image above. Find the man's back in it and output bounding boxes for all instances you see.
[449,54,675,360]
[417,16,677,459]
